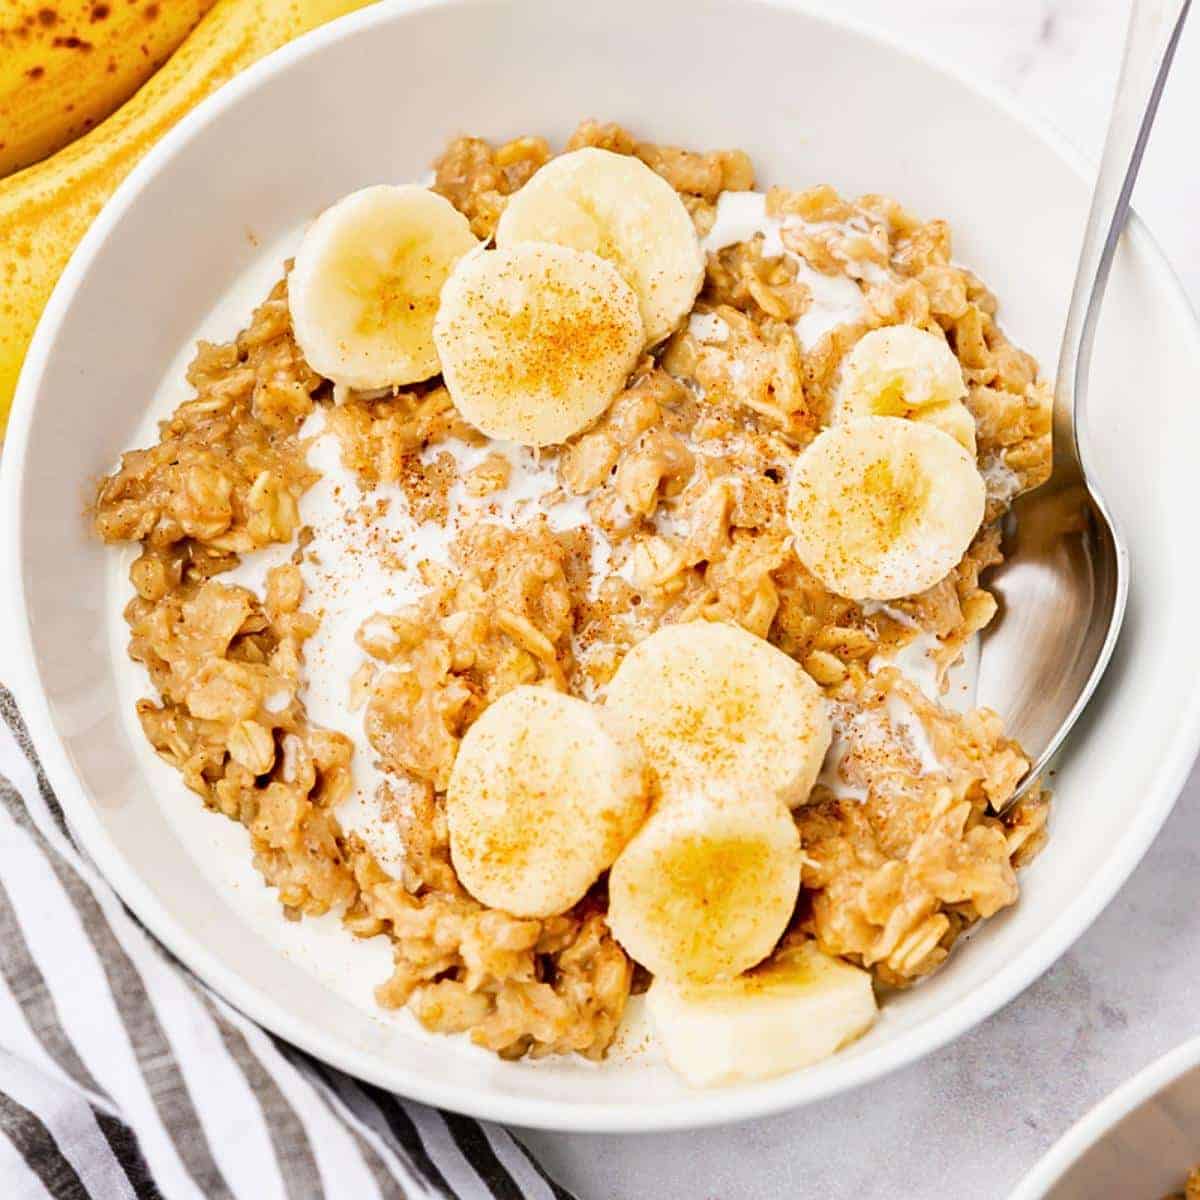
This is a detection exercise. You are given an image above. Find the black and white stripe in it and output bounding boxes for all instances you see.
[0,688,576,1200]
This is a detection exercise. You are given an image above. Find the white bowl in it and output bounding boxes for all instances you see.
[4,0,1200,1133]
[1013,1037,1200,1198]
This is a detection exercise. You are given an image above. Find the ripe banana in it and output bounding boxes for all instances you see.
[0,0,216,178]
[787,416,985,602]
[606,786,802,983]
[495,146,705,346]
[835,324,976,453]
[446,686,649,919]
[604,621,831,809]
[434,242,644,446]
[646,939,877,1087]
[0,0,377,434]
[288,185,478,390]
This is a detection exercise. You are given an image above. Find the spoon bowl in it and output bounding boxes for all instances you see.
[981,473,1129,807]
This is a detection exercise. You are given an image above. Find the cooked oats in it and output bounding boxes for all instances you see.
[95,120,1052,1062]
[1164,1165,1200,1200]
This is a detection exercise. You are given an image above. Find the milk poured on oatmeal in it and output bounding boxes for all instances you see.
[702,191,872,349]
[102,127,1048,1072]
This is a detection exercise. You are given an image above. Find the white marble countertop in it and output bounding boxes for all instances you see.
[523,2,1200,1196]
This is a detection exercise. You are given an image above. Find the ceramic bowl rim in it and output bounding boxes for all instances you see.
[1011,1035,1200,1198]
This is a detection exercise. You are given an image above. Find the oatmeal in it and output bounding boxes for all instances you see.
[94,121,1051,1080]
[1165,1166,1200,1200]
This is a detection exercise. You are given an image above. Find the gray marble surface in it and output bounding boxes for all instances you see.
[522,2,1200,1196]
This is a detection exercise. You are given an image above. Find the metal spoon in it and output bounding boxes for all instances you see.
[980,0,1190,811]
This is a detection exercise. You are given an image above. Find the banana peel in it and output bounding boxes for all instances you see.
[0,0,218,177]
[0,0,376,435]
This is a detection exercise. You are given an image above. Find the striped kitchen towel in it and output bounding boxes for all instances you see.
[0,687,577,1200]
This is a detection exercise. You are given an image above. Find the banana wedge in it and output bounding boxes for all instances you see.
[836,325,976,453]
[604,621,831,809]
[787,415,985,602]
[495,147,704,345]
[646,939,877,1087]
[434,242,644,446]
[288,185,478,390]
[446,686,649,919]
[607,788,802,983]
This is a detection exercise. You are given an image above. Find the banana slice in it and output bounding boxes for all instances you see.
[604,621,831,809]
[433,242,644,446]
[607,788,802,983]
[495,147,705,345]
[288,184,478,390]
[836,325,976,452]
[787,416,985,602]
[646,940,877,1087]
[446,685,648,919]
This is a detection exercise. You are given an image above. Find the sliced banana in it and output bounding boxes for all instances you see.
[646,940,877,1088]
[495,147,705,345]
[434,242,644,446]
[836,325,976,452]
[446,685,648,919]
[604,621,831,809]
[787,416,985,602]
[607,788,802,983]
[288,184,478,390]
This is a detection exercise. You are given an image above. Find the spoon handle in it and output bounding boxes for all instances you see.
[1054,0,1191,481]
